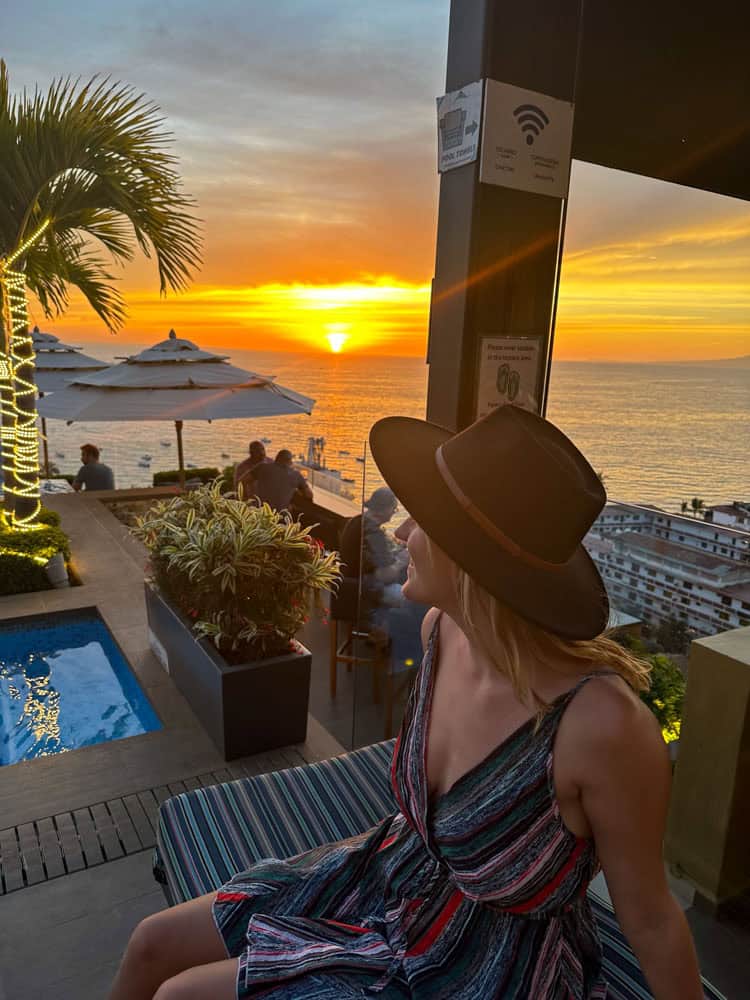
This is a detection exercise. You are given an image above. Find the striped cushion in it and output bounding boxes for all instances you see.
[156,741,396,905]
[155,741,724,1000]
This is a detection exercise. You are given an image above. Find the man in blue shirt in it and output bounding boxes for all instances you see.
[73,443,115,491]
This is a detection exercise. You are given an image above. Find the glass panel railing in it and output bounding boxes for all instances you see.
[344,443,428,749]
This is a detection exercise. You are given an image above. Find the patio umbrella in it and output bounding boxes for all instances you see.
[37,329,315,487]
[31,326,110,476]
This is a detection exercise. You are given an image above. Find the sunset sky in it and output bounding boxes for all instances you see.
[5,1,750,360]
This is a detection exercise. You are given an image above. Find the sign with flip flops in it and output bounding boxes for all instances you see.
[479,80,574,197]
[476,336,540,418]
[436,80,483,173]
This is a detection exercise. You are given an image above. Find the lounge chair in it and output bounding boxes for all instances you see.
[153,740,725,1000]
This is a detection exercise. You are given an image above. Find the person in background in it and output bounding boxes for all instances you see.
[339,487,426,671]
[339,487,407,603]
[72,443,114,492]
[234,440,271,496]
[249,448,312,512]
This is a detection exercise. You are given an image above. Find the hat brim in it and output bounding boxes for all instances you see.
[369,416,609,640]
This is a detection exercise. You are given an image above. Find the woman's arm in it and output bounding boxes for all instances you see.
[566,680,704,1000]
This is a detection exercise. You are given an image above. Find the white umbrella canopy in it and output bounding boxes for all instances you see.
[31,326,109,393]
[30,326,110,476]
[37,329,315,485]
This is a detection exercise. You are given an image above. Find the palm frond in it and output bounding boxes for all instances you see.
[24,236,127,330]
[0,58,202,328]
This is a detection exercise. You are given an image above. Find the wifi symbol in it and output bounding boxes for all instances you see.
[513,104,550,145]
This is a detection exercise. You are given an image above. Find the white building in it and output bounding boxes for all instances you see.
[704,502,750,531]
[586,502,750,636]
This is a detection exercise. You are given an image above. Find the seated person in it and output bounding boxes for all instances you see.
[112,406,704,999]
[249,449,312,511]
[339,487,425,669]
[234,440,271,497]
[339,487,406,605]
[73,443,114,491]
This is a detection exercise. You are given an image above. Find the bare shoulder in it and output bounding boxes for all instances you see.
[420,607,441,651]
[557,672,669,784]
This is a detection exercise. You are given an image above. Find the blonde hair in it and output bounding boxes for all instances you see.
[455,567,650,720]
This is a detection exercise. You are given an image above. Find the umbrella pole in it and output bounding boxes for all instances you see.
[39,391,50,479]
[175,419,185,489]
[41,417,50,479]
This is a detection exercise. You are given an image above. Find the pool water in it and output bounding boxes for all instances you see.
[0,609,161,765]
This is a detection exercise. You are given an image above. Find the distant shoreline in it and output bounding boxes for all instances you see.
[60,340,750,368]
[553,355,750,367]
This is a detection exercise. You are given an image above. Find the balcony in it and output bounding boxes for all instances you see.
[0,486,748,998]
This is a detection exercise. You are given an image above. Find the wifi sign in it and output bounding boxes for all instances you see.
[513,104,550,145]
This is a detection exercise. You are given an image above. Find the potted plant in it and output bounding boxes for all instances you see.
[134,482,341,759]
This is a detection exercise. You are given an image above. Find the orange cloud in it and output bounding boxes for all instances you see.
[30,211,750,363]
[38,278,432,357]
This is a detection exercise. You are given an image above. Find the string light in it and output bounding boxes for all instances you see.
[0,546,56,564]
[0,219,51,530]
[3,219,51,268]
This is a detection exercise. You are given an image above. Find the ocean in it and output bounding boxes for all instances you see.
[38,347,749,514]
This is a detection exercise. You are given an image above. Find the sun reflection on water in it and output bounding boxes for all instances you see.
[12,654,62,756]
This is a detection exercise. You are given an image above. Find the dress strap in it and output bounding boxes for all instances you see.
[568,668,620,692]
[428,609,443,647]
[549,669,622,716]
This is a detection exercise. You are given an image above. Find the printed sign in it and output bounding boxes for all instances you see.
[476,337,541,419]
[479,79,574,197]
[436,80,483,173]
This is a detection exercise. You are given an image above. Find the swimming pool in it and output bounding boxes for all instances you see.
[0,608,161,766]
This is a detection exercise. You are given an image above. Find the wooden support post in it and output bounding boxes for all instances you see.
[426,0,581,431]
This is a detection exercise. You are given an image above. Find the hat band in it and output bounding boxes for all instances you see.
[434,445,564,572]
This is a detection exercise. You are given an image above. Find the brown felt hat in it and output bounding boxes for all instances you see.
[369,405,609,640]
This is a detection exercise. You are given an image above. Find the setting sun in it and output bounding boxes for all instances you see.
[45,278,433,356]
[326,325,350,353]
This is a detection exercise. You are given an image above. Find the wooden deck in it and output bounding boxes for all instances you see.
[0,493,343,997]
[0,753,312,898]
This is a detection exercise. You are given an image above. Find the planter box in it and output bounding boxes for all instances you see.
[144,581,311,759]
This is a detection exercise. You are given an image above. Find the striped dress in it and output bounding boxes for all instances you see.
[213,616,610,998]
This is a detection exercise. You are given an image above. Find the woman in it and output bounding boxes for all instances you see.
[111,405,704,999]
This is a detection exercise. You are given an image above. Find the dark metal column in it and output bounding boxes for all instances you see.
[426,0,582,431]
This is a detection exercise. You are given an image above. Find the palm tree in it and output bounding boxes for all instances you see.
[690,497,705,519]
[0,61,201,527]
[680,500,689,515]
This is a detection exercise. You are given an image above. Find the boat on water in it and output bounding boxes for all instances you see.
[137,460,150,468]
[141,454,152,461]
[55,451,65,458]
[297,437,355,500]
[221,452,230,459]
[160,441,171,447]
[261,437,272,443]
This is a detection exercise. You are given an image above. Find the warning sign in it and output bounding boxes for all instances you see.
[479,80,574,198]
[476,337,540,419]
[436,81,483,173]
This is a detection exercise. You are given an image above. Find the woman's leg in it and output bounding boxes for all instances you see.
[153,957,239,999]
[109,891,229,1000]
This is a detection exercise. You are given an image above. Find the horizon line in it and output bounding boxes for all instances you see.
[67,339,749,366]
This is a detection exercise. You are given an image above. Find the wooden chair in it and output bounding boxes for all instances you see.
[329,578,384,698]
